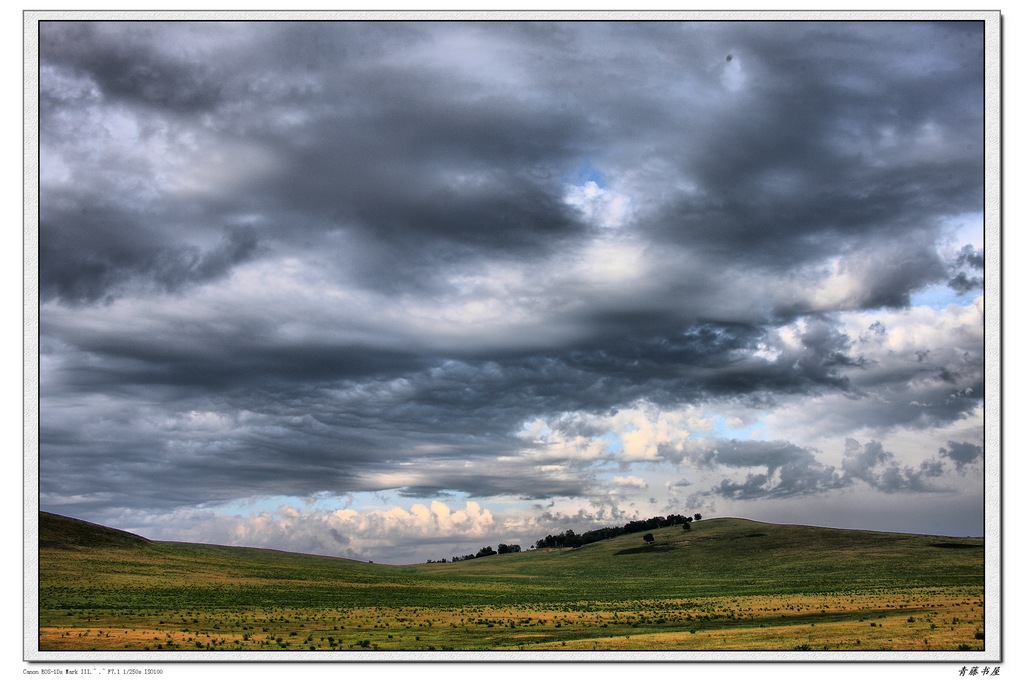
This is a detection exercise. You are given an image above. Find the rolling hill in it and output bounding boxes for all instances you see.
[35,511,986,652]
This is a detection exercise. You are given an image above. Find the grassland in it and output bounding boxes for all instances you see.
[37,512,985,653]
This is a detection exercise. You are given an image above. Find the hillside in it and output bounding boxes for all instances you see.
[36,512,987,652]
[38,512,983,606]
[39,511,151,550]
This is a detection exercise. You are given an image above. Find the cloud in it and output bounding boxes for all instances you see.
[687,431,960,501]
[696,439,845,500]
[841,439,947,493]
[564,180,633,229]
[36,21,987,551]
[118,500,499,563]
[939,440,983,473]
[611,475,648,489]
[40,23,238,112]
[947,244,985,294]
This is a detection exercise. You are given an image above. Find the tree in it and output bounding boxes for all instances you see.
[694,513,702,521]
[642,533,655,544]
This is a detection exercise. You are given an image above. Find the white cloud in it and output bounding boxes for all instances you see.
[124,500,501,564]
[564,180,633,230]
[515,401,711,466]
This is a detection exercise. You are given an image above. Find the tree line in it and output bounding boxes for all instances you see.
[534,513,701,550]
[427,543,522,564]
[424,513,703,563]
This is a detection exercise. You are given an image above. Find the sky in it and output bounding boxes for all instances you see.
[35,19,989,565]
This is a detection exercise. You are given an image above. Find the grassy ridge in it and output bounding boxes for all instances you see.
[37,512,986,652]
[39,512,150,550]
[40,513,982,609]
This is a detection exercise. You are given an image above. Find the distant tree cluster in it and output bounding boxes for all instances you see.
[434,543,521,564]
[534,513,702,550]
[425,514,704,563]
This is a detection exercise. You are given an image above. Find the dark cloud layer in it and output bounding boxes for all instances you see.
[841,438,947,493]
[39,22,983,306]
[703,439,845,500]
[37,20,986,545]
[940,440,984,472]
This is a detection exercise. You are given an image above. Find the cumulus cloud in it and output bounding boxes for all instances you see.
[611,475,648,489]
[122,500,500,564]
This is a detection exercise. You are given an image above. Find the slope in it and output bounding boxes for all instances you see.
[36,513,986,652]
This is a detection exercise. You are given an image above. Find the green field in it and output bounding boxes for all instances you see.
[37,512,985,652]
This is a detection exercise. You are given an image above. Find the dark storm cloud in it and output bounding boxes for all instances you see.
[43,308,858,406]
[251,58,594,233]
[697,435,952,500]
[39,22,226,112]
[396,469,590,501]
[953,245,985,270]
[40,220,260,304]
[503,316,872,406]
[939,440,983,472]
[36,329,769,514]
[746,317,864,391]
[630,23,982,264]
[698,439,845,499]
[828,352,983,433]
[40,22,600,303]
[150,226,260,290]
[40,22,983,305]
[947,245,985,294]
[37,20,986,527]
[39,360,604,515]
[38,304,979,515]
[841,439,947,493]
